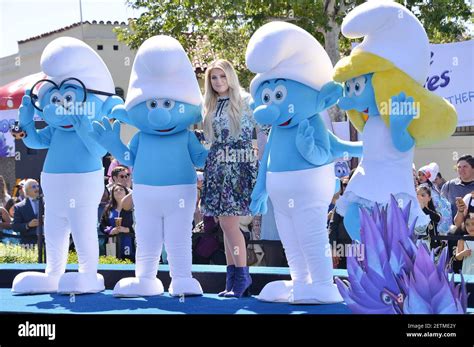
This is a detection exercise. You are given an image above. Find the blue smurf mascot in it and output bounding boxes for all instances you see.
[246,22,362,304]
[91,35,207,297]
[12,37,121,294]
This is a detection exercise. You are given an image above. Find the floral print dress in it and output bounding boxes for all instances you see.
[201,95,258,216]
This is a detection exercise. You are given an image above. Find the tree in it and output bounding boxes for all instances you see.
[115,0,471,90]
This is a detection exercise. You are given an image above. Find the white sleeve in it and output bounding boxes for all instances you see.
[464,193,473,207]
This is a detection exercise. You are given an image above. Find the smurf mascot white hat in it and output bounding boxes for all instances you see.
[39,37,115,100]
[340,0,429,85]
[246,21,333,97]
[125,35,202,110]
[418,162,440,183]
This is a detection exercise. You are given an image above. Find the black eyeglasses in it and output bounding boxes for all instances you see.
[29,77,115,112]
[118,174,130,179]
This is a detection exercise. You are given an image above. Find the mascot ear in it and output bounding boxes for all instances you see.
[192,104,203,124]
[317,81,343,111]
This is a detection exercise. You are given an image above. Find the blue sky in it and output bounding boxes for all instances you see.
[0,0,144,57]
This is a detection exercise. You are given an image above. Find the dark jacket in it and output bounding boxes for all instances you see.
[99,208,135,261]
[12,198,42,244]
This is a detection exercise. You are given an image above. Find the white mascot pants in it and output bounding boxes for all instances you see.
[258,164,343,304]
[113,183,203,297]
[12,170,104,294]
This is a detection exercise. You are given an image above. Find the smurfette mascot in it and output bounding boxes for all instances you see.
[333,1,457,240]
[12,37,121,294]
[246,22,363,304]
[91,36,207,297]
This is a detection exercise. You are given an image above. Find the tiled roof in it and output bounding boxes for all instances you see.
[17,20,210,73]
[17,20,129,44]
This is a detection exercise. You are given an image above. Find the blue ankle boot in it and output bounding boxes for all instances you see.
[224,266,252,298]
[218,265,235,297]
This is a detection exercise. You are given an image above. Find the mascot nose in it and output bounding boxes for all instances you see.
[42,104,60,121]
[148,108,171,128]
[254,104,280,124]
[337,97,355,111]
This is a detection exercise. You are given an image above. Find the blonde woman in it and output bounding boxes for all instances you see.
[201,59,257,297]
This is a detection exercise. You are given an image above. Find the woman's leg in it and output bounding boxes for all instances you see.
[219,215,246,267]
[223,234,235,266]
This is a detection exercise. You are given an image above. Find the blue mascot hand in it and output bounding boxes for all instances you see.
[296,119,315,159]
[389,92,416,152]
[19,92,35,128]
[390,92,416,131]
[91,117,121,149]
[108,104,129,123]
[250,188,268,215]
[69,114,92,136]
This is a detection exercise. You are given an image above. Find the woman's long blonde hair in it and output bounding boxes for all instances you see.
[203,59,244,142]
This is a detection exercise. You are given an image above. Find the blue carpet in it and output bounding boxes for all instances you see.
[0,289,351,315]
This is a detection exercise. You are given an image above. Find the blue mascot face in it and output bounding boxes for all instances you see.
[334,161,350,178]
[127,99,201,136]
[337,73,378,117]
[34,79,112,131]
[252,79,322,128]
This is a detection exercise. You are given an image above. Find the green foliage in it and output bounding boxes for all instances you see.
[0,243,132,264]
[115,0,470,89]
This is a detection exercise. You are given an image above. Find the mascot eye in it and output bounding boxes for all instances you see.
[162,99,175,109]
[63,91,76,105]
[381,292,393,305]
[273,85,287,104]
[353,76,366,96]
[344,81,354,96]
[146,100,159,109]
[261,88,273,105]
[50,92,62,105]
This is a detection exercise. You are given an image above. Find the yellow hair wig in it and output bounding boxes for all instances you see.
[333,51,457,147]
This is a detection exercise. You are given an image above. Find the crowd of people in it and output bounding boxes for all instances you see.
[328,154,474,275]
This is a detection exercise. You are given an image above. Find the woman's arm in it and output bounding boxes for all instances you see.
[455,239,469,260]
[121,193,133,211]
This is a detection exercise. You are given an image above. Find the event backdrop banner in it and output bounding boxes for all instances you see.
[426,40,473,127]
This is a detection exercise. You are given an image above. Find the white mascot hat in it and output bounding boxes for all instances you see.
[246,21,333,97]
[341,0,430,85]
[39,37,115,100]
[125,35,202,110]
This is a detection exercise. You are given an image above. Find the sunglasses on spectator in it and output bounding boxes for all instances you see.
[31,184,40,189]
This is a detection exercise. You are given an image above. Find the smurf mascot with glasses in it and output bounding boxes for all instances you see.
[246,22,363,304]
[91,35,207,297]
[333,1,457,241]
[12,37,122,294]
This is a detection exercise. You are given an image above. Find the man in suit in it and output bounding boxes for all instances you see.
[12,179,43,245]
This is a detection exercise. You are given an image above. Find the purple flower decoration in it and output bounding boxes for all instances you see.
[0,134,11,158]
[336,195,467,314]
